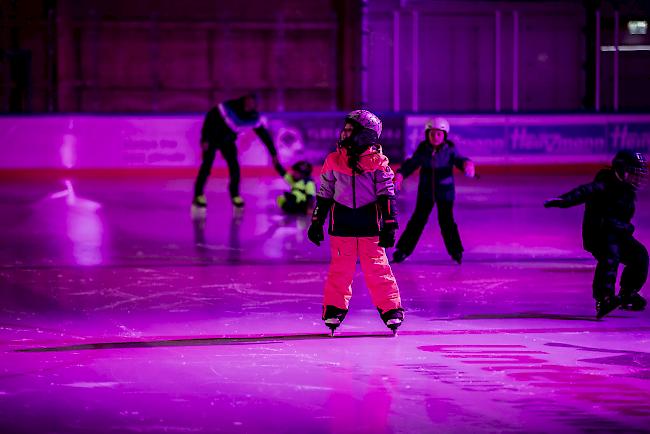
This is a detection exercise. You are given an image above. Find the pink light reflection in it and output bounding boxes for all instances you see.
[50,180,104,265]
[60,120,77,169]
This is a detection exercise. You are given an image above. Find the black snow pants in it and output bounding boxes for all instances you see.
[590,233,649,301]
[395,196,463,258]
[194,140,240,199]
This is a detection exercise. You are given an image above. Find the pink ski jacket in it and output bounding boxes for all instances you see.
[318,146,396,237]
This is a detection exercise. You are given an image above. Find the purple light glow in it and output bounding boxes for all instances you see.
[2,172,650,432]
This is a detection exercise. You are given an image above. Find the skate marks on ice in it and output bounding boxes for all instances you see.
[18,326,650,353]
[17,332,397,353]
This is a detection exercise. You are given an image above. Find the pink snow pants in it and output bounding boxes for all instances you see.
[323,236,402,313]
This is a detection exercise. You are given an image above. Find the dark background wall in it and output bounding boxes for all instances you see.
[0,0,648,113]
[1,0,355,112]
[368,0,650,112]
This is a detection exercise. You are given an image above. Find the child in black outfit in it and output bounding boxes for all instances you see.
[193,94,280,211]
[545,150,649,318]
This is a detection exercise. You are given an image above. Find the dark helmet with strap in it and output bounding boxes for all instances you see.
[339,110,382,155]
[338,110,383,174]
[291,161,313,178]
[612,150,648,190]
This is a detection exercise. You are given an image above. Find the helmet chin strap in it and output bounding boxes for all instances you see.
[614,170,625,183]
[615,169,643,190]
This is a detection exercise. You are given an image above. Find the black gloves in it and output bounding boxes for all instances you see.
[379,221,397,248]
[378,195,398,248]
[544,198,568,208]
[308,224,324,246]
[308,196,333,246]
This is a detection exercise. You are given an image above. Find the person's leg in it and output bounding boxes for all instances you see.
[393,197,434,261]
[193,145,218,202]
[437,200,464,263]
[323,236,358,311]
[219,141,242,204]
[358,236,404,331]
[358,236,401,312]
[619,236,649,310]
[592,239,622,318]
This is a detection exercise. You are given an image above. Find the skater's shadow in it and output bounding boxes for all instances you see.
[436,312,602,322]
[17,332,394,353]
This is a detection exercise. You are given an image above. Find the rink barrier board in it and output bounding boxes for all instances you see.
[0,162,614,180]
[0,113,648,171]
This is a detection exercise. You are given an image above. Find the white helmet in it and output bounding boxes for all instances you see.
[346,110,383,139]
[425,117,450,134]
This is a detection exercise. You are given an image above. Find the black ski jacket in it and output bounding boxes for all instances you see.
[200,97,277,156]
[556,168,636,252]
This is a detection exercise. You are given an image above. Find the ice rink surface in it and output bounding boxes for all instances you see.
[2,172,650,433]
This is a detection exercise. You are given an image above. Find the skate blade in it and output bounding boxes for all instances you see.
[620,304,646,311]
[597,303,621,319]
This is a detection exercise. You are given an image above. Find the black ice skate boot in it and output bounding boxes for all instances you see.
[619,291,647,311]
[379,308,405,336]
[231,195,245,208]
[191,194,207,219]
[392,250,408,264]
[451,252,463,265]
[596,295,622,319]
[323,305,348,336]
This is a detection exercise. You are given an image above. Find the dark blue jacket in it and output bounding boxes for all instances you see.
[398,140,469,202]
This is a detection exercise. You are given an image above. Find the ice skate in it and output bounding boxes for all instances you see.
[392,250,408,263]
[451,252,462,265]
[191,195,207,219]
[596,295,622,319]
[620,293,647,311]
[231,195,245,208]
[379,308,404,336]
[323,305,348,336]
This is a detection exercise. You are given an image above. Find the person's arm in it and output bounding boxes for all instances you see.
[308,159,335,246]
[304,180,317,211]
[544,181,604,208]
[281,173,294,187]
[375,165,396,197]
[374,167,398,247]
[305,180,317,198]
[377,194,398,248]
[276,163,288,178]
[253,125,277,157]
[253,124,282,172]
[450,143,473,175]
[317,157,336,200]
[398,145,425,179]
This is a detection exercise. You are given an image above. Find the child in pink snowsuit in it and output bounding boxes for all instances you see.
[307,110,404,335]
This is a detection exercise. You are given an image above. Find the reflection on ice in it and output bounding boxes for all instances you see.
[50,179,104,265]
